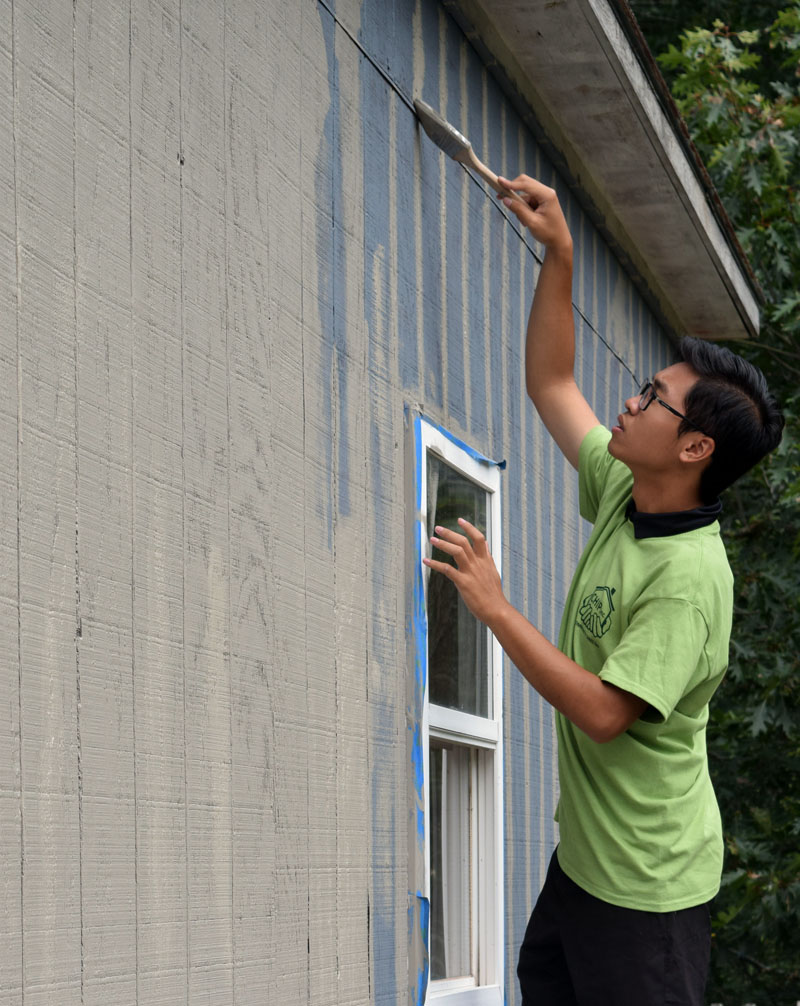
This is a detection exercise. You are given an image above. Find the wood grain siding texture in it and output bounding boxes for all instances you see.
[14,3,82,1005]
[131,3,187,1004]
[75,2,137,1003]
[0,1,22,1002]
[226,2,280,1001]
[1,2,675,1005]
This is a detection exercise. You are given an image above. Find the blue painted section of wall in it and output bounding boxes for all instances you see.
[367,416,399,1003]
[443,21,468,429]
[355,0,421,390]
[315,6,337,547]
[503,207,529,1006]
[417,0,444,412]
[360,21,400,1001]
[335,3,678,1004]
[466,66,488,442]
[486,81,507,460]
[397,107,421,391]
[363,56,392,383]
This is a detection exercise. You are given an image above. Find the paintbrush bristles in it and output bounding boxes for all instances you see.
[413,99,472,163]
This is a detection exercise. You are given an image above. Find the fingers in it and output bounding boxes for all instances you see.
[422,555,456,579]
[495,177,539,229]
[496,175,570,248]
[497,175,555,206]
[429,527,467,563]
[432,519,484,546]
[428,519,487,564]
[424,521,502,624]
[497,179,555,231]
[500,196,538,229]
[456,518,486,546]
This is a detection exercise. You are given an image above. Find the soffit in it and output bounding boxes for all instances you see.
[447,0,760,340]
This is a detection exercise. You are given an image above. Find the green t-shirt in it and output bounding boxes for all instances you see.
[555,425,733,911]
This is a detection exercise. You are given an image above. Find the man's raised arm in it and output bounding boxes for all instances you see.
[498,176,600,469]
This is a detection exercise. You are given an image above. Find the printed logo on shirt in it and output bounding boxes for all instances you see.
[578,585,616,640]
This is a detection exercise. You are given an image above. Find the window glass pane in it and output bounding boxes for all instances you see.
[426,453,488,717]
[429,743,472,981]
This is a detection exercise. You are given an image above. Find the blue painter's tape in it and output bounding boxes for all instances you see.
[411,411,428,851]
[407,889,430,1006]
[415,892,430,1006]
[417,891,430,941]
[409,413,430,1003]
[424,416,507,469]
[411,721,424,793]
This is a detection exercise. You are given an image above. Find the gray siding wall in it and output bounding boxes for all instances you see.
[0,0,672,1003]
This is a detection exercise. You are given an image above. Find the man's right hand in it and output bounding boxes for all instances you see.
[497,175,573,253]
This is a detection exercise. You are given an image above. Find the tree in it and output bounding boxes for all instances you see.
[635,6,800,1002]
[632,0,789,86]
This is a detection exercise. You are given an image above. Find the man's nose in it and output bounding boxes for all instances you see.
[623,394,640,414]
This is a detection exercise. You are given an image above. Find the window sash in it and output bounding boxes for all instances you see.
[429,985,503,1005]
[429,706,499,748]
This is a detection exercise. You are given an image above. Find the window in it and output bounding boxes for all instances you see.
[415,417,504,1006]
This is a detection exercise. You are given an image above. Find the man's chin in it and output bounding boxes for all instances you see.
[606,436,634,470]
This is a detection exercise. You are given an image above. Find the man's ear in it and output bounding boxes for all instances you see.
[679,434,715,466]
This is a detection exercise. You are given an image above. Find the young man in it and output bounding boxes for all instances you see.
[422,176,784,1005]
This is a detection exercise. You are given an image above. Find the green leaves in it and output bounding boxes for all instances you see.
[658,12,800,305]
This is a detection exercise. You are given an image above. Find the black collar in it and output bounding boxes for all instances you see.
[624,498,722,540]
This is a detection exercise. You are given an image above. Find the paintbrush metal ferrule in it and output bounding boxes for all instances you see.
[414,96,523,205]
[413,99,472,162]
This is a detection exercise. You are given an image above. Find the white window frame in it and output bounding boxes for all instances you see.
[418,419,504,1006]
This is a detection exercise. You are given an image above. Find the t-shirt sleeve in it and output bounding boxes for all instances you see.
[578,424,616,524]
[598,598,710,722]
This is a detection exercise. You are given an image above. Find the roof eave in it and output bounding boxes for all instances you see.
[445,0,761,341]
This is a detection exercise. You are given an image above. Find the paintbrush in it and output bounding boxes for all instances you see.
[413,98,526,206]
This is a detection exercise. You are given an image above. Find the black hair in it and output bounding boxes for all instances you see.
[678,336,784,502]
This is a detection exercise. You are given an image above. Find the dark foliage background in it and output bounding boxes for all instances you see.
[627,4,800,1002]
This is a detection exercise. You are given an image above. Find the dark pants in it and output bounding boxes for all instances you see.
[517,850,711,1006]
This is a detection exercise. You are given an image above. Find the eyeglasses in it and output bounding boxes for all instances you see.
[638,380,708,436]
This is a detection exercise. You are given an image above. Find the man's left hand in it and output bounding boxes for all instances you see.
[423,518,507,627]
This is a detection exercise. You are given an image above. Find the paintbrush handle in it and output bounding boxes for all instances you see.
[466,151,528,206]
